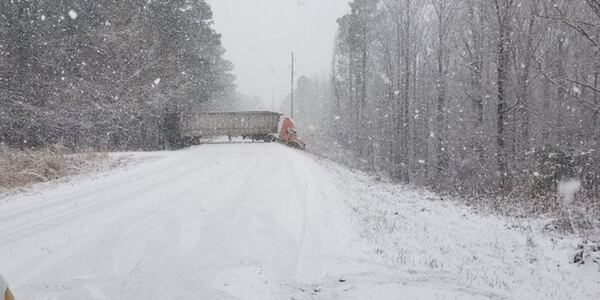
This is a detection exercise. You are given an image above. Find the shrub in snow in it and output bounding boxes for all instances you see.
[577,150,600,205]
[573,241,600,270]
[531,148,599,214]
[531,148,576,212]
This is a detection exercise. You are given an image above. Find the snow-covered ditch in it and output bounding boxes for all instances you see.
[311,156,600,299]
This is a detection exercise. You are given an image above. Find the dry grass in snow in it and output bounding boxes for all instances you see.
[0,145,108,191]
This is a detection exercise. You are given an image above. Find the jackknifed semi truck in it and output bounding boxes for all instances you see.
[177,111,305,149]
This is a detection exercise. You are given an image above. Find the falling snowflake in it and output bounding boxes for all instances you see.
[68,10,78,20]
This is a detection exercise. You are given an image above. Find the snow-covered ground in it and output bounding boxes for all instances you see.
[0,143,598,299]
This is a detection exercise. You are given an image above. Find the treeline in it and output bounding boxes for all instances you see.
[296,0,600,211]
[0,0,236,151]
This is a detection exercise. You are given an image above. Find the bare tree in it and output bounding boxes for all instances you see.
[431,0,454,183]
[313,0,599,208]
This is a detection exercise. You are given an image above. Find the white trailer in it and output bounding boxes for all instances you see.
[180,111,281,141]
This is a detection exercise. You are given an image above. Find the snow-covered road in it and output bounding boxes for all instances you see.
[0,143,598,299]
[0,144,353,299]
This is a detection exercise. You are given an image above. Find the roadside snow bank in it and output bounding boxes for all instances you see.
[314,157,600,299]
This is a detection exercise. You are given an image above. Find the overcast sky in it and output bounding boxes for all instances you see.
[206,0,350,108]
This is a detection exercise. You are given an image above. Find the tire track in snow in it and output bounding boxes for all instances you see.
[0,154,243,245]
[285,154,327,286]
[2,151,259,289]
[186,146,294,295]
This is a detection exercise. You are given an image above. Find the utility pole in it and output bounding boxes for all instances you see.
[291,52,294,118]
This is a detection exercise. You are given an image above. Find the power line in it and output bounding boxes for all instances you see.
[299,0,340,53]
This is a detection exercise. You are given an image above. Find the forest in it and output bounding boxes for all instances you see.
[290,0,600,213]
[0,0,237,151]
[1,0,599,215]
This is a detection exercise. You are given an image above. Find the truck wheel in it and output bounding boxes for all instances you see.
[287,141,304,150]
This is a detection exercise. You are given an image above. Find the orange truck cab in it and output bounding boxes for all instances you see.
[279,117,306,150]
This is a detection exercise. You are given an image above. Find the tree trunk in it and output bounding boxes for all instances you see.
[467,0,485,163]
[495,0,511,194]
[594,72,599,142]
[394,16,403,179]
[556,33,567,149]
[402,0,412,183]
[433,0,449,185]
